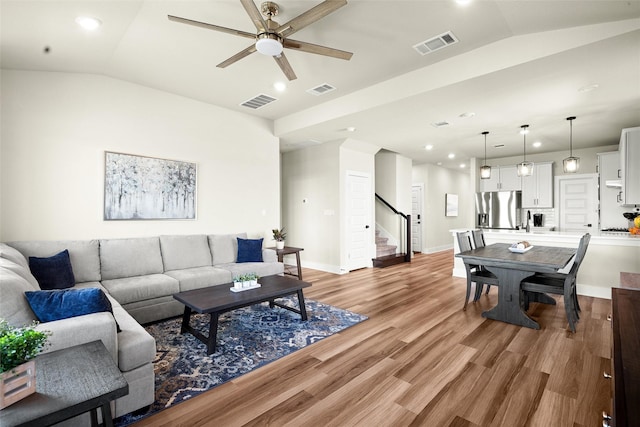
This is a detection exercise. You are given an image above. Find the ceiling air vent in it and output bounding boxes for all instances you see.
[241,94,277,109]
[431,121,450,128]
[307,83,336,96]
[413,31,458,55]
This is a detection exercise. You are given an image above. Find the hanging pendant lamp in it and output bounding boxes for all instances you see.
[563,116,580,173]
[517,124,534,177]
[480,131,491,179]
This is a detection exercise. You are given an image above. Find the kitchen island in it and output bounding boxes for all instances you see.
[451,228,640,299]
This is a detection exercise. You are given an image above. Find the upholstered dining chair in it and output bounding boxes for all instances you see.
[456,231,499,311]
[521,233,591,333]
[471,229,494,296]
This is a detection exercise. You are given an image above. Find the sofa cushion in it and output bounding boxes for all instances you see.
[237,238,263,263]
[0,266,38,326]
[217,262,284,279]
[0,245,40,288]
[209,233,246,265]
[28,249,75,290]
[100,237,164,280]
[101,274,179,305]
[159,235,212,271]
[24,288,118,330]
[164,266,232,292]
[110,303,156,371]
[8,240,101,283]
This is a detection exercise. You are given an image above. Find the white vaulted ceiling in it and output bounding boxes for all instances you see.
[2,1,639,168]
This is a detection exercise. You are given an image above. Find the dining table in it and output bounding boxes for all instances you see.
[455,242,577,329]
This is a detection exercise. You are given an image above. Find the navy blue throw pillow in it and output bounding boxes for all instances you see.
[29,249,75,290]
[24,288,121,332]
[237,238,263,263]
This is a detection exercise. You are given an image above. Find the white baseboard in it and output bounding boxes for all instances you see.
[300,260,346,275]
[577,283,612,300]
[422,244,453,254]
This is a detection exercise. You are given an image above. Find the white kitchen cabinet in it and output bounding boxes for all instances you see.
[479,165,522,192]
[599,151,628,229]
[522,162,553,208]
[619,127,640,206]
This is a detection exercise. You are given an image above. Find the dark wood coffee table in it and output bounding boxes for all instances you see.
[173,274,312,354]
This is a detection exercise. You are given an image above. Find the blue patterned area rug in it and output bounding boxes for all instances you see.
[114,297,367,426]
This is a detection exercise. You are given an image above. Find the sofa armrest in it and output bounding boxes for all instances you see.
[35,312,118,364]
[262,248,278,263]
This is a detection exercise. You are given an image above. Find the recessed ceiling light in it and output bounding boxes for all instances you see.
[455,0,472,5]
[448,153,455,159]
[460,163,466,168]
[273,81,287,92]
[437,162,443,166]
[533,141,542,148]
[75,16,101,31]
[459,112,475,118]
[425,144,433,150]
[578,83,599,93]
[346,126,356,132]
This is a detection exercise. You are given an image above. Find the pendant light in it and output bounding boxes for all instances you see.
[563,116,580,173]
[517,124,534,177]
[480,131,491,179]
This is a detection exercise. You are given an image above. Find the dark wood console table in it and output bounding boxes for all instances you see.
[609,287,640,427]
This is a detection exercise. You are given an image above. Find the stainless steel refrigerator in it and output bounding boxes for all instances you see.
[476,191,522,229]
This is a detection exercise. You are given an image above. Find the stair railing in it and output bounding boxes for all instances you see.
[375,193,411,262]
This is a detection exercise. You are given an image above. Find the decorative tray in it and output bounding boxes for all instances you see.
[508,245,534,253]
[230,284,261,292]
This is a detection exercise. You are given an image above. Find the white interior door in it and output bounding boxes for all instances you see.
[411,184,423,253]
[346,172,372,271]
[557,174,598,232]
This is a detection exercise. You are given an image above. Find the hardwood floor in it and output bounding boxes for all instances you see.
[133,251,612,426]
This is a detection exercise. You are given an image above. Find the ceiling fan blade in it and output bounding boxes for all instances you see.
[276,0,347,38]
[239,0,267,32]
[217,45,257,68]
[274,53,297,81]
[284,39,352,60]
[168,15,256,40]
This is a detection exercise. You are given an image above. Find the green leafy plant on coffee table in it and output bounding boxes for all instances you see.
[0,319,50,373]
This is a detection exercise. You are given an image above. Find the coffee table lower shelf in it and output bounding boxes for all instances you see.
[174,275,311,355]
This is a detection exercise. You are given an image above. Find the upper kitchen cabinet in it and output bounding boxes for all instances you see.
[522,162,553,208]
[479,165,522,192]
[620,127,640,206]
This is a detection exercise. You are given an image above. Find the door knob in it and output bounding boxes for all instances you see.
[365,225,370,229]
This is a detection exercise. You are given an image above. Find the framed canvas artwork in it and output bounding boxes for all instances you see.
[104,152,196,220]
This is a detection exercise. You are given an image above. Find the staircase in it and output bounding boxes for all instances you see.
[373,230,407,268]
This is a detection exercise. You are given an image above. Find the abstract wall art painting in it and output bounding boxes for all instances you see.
[104,152,196,220]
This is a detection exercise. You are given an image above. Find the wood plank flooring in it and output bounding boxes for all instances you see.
[132,251,612,426]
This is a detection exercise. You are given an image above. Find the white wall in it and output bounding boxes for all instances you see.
[412,164,473,253]
[0,70,281,241]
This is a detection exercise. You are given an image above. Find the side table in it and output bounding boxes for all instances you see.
[269,246,304,280]
[0,340,129,427]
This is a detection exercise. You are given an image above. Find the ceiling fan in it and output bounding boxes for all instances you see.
[168,0,353,81]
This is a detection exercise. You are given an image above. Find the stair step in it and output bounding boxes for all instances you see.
[376,244,397,257]
[375,236,388,245]
[372,253,409,268]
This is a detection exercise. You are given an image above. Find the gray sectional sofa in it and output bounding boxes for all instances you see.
[0,233,284,424]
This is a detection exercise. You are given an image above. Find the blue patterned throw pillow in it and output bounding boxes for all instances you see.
[29,249,75,290]
[24,288,120,331]
[237,238,263,263]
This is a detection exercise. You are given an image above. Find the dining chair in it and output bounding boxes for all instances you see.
[456,231,499,311]
[471,229,494,296]
[521,233,591,332]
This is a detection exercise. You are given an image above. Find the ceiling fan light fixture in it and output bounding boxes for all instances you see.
[256,35,283,56]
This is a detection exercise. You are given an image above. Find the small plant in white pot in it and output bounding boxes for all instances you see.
[272,228,286,250]
[0,319,50,409]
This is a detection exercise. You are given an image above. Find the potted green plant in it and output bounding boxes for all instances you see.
[272,228,286,250]
[0,319,50,409]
